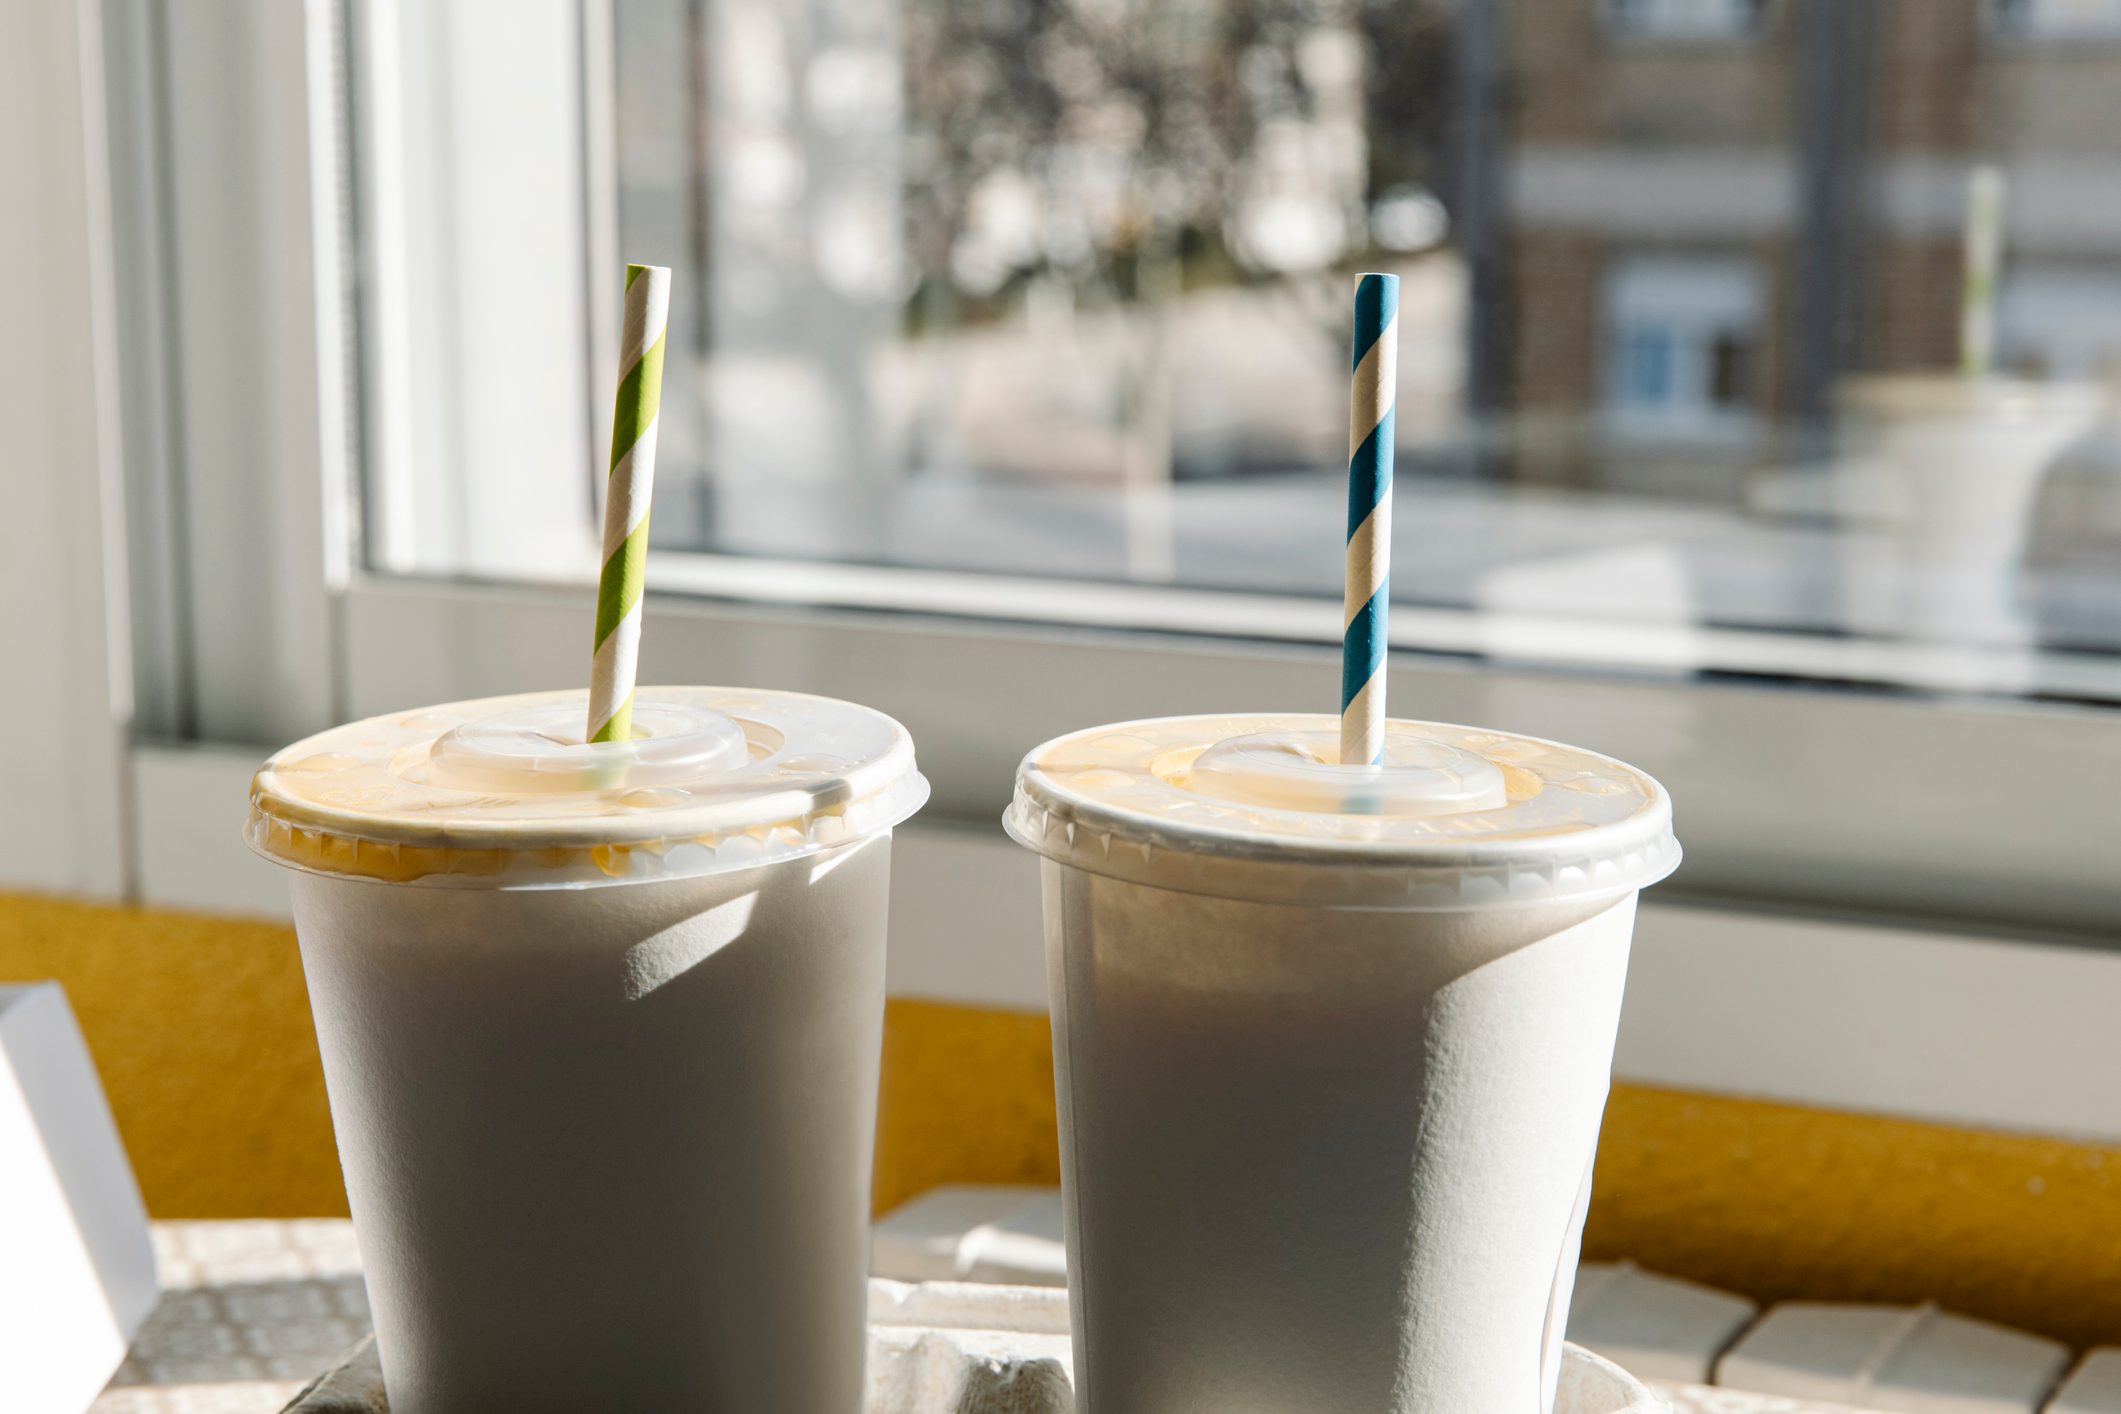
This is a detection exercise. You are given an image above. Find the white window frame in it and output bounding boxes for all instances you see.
[0,0,133,899]
[352,0,604,583]
[24,0,2121,1145]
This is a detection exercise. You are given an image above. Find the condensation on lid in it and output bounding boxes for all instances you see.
[1006,714,1679,910]
[248,688,928,886]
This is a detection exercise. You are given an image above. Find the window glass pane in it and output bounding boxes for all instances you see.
[1992,0,2121,41]
[1618,329,1676,409]
[359,0,2121,699]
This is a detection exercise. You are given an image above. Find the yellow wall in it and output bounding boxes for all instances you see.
[0,891,345,1217]
[7,891,2120,1346]
[1591,1086,2121,1349]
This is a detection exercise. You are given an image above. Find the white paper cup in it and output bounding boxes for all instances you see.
[1006,716,1679,1414]
[249,688,929,1413]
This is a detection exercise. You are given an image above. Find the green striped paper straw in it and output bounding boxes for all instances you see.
[587,263,671,744]
[1961,165,2004,379]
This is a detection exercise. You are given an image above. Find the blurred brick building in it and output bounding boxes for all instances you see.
[1475,0,2121,487]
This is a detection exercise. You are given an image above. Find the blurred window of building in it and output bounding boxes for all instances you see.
[1600,0,1765,43]
[1601,256,1764,437]
[2000,267,2121,380]
[1990,0,2121,41]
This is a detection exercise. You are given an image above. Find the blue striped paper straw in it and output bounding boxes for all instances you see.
[1341,272,1399,767]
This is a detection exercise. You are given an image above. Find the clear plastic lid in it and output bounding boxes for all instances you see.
[1006,715,1679,910]
[248,688,928,887]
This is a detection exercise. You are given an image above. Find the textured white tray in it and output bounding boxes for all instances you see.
[865,1280,1671,1413]
[100,1224,1677,1414]
[264,1275,1669,1413]
[121,1221,2100,1414]
[277,1320,1672,1414]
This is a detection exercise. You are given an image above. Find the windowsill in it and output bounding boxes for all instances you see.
[1596,411,1765,449]
[625,557,2121,706]
[301,572,2121,941]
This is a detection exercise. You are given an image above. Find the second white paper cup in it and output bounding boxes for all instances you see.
[1007,716,1679,1414]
